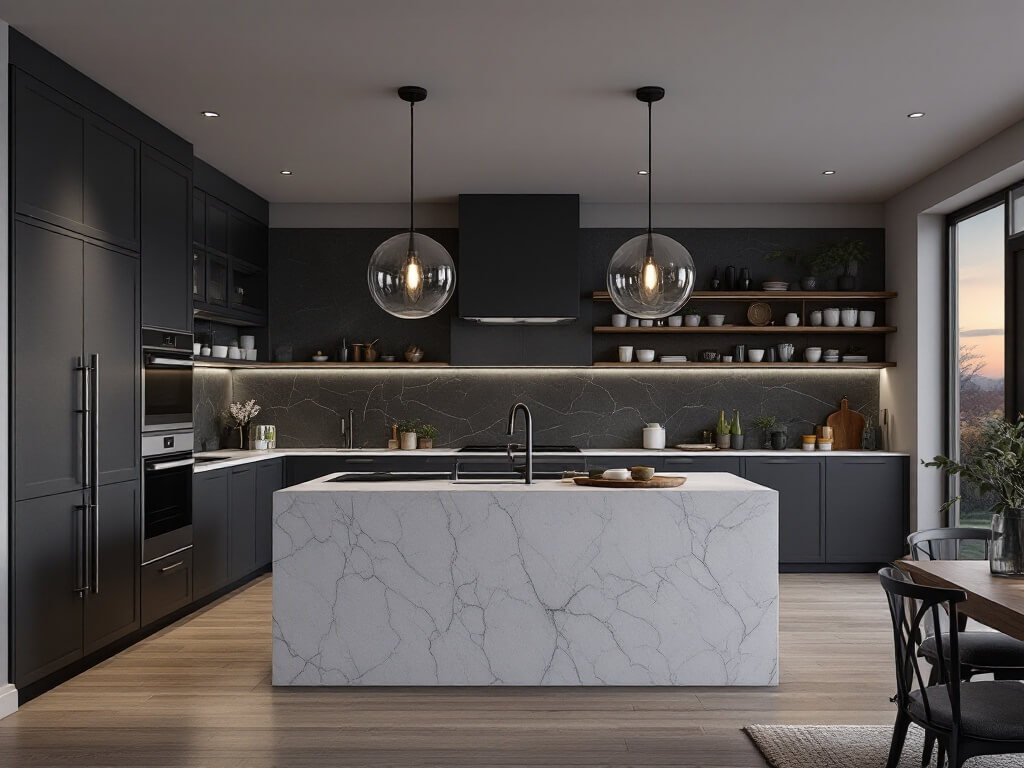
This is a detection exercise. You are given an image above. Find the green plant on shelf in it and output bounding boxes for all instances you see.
[397,419,420,435]
[417,423,438,440]
[754,415,777,448]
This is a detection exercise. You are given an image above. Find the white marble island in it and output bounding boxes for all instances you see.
[272,473,778,686]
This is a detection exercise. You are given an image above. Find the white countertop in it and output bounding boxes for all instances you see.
[193,446,908,472]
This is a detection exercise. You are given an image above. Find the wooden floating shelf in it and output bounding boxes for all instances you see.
[593,362,897,370]
[591,290,897,301]
[593,325,897,334]
[195,360,451,369]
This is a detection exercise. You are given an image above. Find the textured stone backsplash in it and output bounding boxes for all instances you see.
[195,367,879,450]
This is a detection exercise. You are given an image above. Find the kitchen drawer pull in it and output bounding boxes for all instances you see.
[664,458,694,464]
[844,459,887,464]
[160,560,185,574]
[344,458,374,464]
[763,459,799,464]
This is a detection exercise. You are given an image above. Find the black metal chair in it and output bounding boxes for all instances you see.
[879,566,1024,768]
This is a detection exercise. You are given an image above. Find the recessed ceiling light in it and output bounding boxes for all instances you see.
[280,170,293,175]
[907,111,926,119]
[200,110,220,118]
[637,169,649,175]
[822,169,837,176]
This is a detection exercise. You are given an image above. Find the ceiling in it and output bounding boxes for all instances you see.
[3,0,1024,205]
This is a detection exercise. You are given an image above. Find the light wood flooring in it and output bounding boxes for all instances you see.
[0,573,899,767]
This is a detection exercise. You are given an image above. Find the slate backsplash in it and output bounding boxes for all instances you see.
[196,367,879,450]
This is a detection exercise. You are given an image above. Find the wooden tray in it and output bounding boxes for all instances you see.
[573,476,687,489]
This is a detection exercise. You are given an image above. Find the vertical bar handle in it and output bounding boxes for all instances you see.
[74,503,89,595]
[90,353,100,594]
[76,356,90,487]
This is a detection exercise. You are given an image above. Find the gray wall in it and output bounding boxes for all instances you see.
[196,367,879,450]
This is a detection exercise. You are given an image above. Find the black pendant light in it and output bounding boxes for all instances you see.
[605,86,696,319]
[367,86,456,319]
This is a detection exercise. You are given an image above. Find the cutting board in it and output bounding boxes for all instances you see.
[826,396,865,450]
[573,476,687,489]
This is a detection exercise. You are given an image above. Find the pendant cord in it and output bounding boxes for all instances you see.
[409,100,415,236]
[647,99,652,236]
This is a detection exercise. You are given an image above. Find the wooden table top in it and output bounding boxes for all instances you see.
[896,560,1024,641]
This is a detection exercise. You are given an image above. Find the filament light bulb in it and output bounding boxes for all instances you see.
[403,250,423,302]
[639,240,661,303]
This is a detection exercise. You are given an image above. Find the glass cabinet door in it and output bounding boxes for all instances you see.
[206,253,228,306]
[192,248,206,303]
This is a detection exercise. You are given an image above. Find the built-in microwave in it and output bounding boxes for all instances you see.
[142,329,194,433]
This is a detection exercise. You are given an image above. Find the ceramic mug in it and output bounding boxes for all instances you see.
[809,310,823,327]
[628,317,640,327]
[707,314,726,326]
[618,345,634,363]
[823,308,841,327]
[611,313,628,327]
[840,308,858,327]
[859,310,876,327]
[684,314,701,327]
[784,312,800,327]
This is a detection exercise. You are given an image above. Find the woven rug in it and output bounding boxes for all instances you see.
[745,724,1024,767]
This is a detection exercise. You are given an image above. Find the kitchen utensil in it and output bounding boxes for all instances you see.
[640,319,654,327]
[602,468,632,481]
[611,313,628,327]
[826,396,866,450]
[859,310,876,327]
[618,345,634,363]
[707,314,726,326]
[784,312,800,326]
[667,315,683,327]
[240,335,255,350]
[642,423,666,449]
[630,466,657,481]
[245,349,257,361]
[840,308,858,327]
[823,308,841,327]
[733,344,746,362]
[777,343,794,362]
[636,349,655,363]
[747,302,772,326]
[809,310,823,326]
[804,347,822,362]
[684,314,701,326]
[747,348,765,363]
[212,344,228,358]
[574,476,687,489]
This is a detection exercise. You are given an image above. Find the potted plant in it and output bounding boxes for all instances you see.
[396,419,419,450]
[754,415,777,449]
[817,238,869,290]
[715,410,732,449]
[417,423,438,449]
[730,411,744,450]
[925,416,1024,577]
[228,399,261,450]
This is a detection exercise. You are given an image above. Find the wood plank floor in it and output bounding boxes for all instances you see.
[0,573,899,767]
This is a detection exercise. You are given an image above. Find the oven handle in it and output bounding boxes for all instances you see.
[146,357,194,367]
[146,458,196,472]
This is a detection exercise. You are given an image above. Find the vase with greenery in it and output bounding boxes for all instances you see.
[730,411,744,450]
[417,423,438,449]
[754,415,777,449]
[924,416,1024,577]
[397,419,420,450]
[228,399,261,450]
[715,410,731,449]
[818,239,869,290]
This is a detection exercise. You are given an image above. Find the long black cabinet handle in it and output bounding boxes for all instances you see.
[344,458,374,464]
[75,357,90,487]
[90,353,100,595]
[160,560,185,574]
[841,459,887,464]
[74,503,89,595]
[664,458,695,464]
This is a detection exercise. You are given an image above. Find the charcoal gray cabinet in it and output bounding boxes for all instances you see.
[141,550,193,627]
[285,455,457,485]
[743,456,825,564]
[826,456,908,563]
[205,197,229,254]
[141,146,192,332]
[193,468,230,599]
[229,466,258,581]
[256,459,285,567]
[13,221,140,501]
[661,455,743,474]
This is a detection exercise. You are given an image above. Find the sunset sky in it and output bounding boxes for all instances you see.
[957,204,1005,380]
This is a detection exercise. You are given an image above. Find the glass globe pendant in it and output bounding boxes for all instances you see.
[368,86,456,319]
[606,87,695,319]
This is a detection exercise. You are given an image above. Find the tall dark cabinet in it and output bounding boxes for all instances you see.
[141,146,192,332]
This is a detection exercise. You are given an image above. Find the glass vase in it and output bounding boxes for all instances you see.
[990,509,1024,577]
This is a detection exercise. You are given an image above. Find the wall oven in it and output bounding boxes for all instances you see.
[142,328,194,433]
[142,431,194,564]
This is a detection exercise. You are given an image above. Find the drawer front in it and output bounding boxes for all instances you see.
[141,550,193,626]
[661,455,742,474]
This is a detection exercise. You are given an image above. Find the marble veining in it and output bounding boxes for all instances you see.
[272,475,778,686]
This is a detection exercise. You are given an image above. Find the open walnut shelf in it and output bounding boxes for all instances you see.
[591,290,897,301]
[594,361,896,369]
[594,325,896,334]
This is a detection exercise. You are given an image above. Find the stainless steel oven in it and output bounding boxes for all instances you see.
[142,431,194,564]
[142,328,194,433]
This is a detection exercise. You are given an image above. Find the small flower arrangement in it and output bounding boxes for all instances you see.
[228,399,261,450]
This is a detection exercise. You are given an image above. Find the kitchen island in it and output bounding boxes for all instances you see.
[272,472,778,686]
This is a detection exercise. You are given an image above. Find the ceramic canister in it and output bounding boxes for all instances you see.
[642,423,666,450]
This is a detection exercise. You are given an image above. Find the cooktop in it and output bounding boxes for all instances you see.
[458,444,581,453]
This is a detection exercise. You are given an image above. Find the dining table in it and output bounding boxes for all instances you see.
[896,559,1024,641]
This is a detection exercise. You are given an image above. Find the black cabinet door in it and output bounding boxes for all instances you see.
[826,457,908,563]
[743,457,825,564]
[13,73,85,231]
[13,221,85,501]
[192,247,206,303]
[141,550,193,626]
[661,455,743,474]
[229,466,258,581]
[84,243,141,486]
[205,197,229,254]
[256,459,284,567]
[193,469,230,599]
[192,188,206,245]
[83,115,140,250]
[14,490,86,686]
[141,146,192,332]
[84,479,141,652]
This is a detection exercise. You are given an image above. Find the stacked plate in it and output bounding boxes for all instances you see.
[842,355,869,363]
[824,348,840,363]
[660,355,689,363]
[762,281,788,291]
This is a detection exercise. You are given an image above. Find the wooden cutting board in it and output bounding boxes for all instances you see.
[573,476,687,489]
[826,396,865,450]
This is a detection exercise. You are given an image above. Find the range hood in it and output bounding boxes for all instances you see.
[457,194,580,324]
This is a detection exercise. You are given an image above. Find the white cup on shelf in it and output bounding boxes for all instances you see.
[240,335,256,350]
[784,313,799,326]
[211,344,228,358]
[684,314,701,327]
[618,345,634,363]
[840,308,858,327]
[640,319,654,327]
[611,313,628,327]
[823,308,840,327]
[245,349,258,361]
[859,310,876,327]
[667,315,683,327]
[707,314,726,326]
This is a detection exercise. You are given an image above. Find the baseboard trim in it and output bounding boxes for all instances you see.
[0,684,18,719]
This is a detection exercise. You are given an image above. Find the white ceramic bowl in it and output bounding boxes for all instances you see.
[747,349,765,363]
[211,345,228,358]
[684,314,701,327]
[707,314,726,326]
[667,315,683,327]
[804,347,822,363]
[859,310,876,327]
[636,349,656,363]
[602,468,631,481]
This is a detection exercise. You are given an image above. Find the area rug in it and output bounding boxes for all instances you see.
[744,724,1023,767]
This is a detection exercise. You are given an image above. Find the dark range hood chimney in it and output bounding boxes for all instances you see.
[457,194,580,324]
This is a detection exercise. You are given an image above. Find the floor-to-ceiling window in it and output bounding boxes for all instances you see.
[949,199,1006,529]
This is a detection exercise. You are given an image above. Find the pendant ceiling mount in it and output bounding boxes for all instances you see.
[366,85,456,319]
[604,85,696,320]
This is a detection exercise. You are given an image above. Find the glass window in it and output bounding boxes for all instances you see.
[952,203,1005,531]
[1011,184,1024,234]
